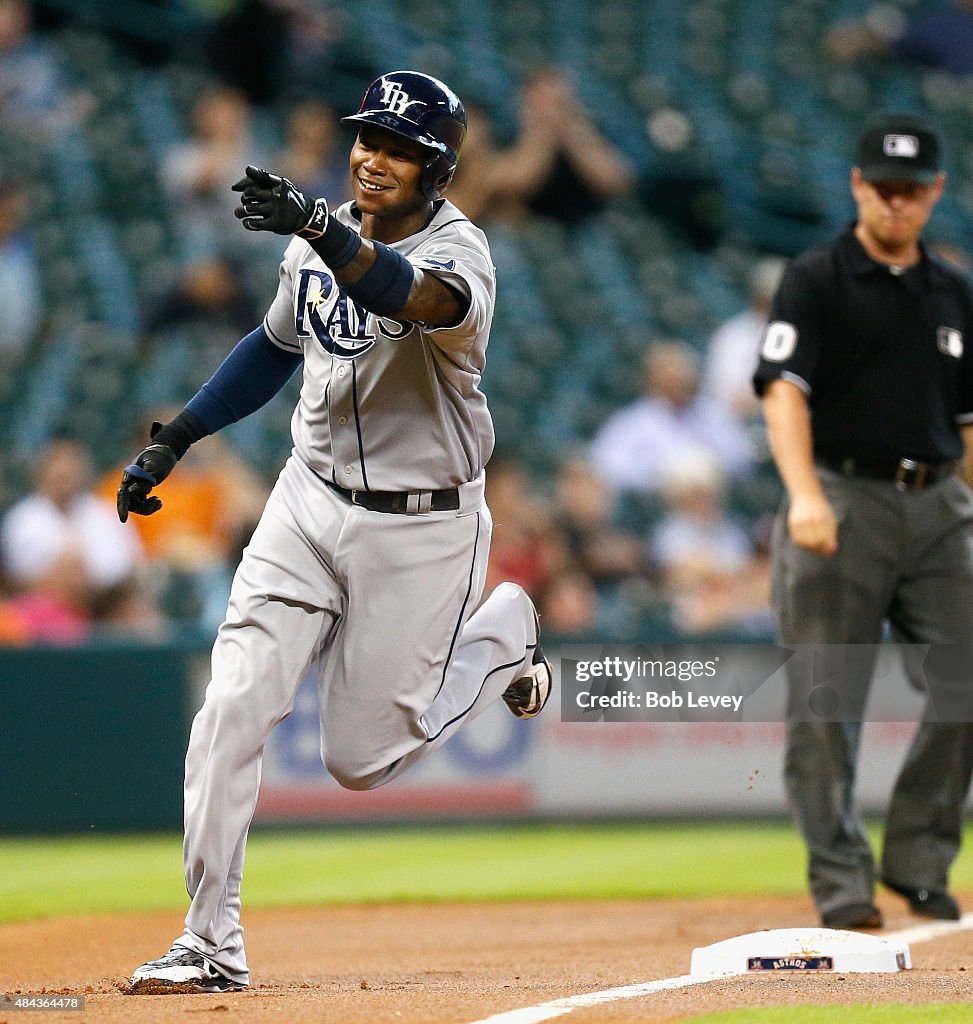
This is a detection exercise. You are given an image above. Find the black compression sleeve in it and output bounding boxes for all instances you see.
[150,410,210,460]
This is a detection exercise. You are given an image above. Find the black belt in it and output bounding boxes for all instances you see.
[817,456,957,491]
[325,478,460,514]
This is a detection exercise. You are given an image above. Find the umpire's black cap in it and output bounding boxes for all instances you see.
[857,113,941,185]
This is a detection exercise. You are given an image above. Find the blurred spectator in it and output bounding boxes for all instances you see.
[0,0,84,138]
[160,83,273,262]
[538,568,600,639]
[283,3,377,110]
[140,254,258,354]
[445,103,535,224]
[827,1,973,75]
[203,0,292,105]
[0,586,31,643]
[589,340,755,496]
[202,0,372,110]
[448,70,634,226]
[275,99,351,206]
[0,171,42,365]
[0,548,91,643]
[651,453,753,587]
[650,452,771,636]
[552,456,647,587]
[484,457,567,600]
[2,438,142,593]
[701,256,787,423]
[97,409,268,621]
[0,437,156,641]
[519,67,635,224]
[207,0,372,110]
[137,256,264,410]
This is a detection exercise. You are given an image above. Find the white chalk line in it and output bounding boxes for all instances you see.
[467,913,973,1024]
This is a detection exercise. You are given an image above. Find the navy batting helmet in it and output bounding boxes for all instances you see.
[342,71,467,200]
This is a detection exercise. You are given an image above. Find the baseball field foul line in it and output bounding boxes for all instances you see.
[467,914,973,1024]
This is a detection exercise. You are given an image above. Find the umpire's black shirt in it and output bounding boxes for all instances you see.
[753,225,973,463]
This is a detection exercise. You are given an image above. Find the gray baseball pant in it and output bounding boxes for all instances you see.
[172,455,538,984]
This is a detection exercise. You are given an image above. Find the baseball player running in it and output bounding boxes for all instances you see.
[122,71,552,993]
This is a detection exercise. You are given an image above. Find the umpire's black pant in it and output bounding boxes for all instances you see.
[772,468,973,918]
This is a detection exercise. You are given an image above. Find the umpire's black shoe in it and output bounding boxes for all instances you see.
[502,606,553,720]
[882,878,961,920]
[821,902,884,930]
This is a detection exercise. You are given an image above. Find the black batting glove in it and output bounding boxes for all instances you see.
[232,165,323,235]
[116,422,178,523]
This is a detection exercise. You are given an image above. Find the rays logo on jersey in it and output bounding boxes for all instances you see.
[296,268,410,357]
[379,79,425,117]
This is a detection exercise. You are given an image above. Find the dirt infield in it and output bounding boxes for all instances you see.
[1,893,972,1023]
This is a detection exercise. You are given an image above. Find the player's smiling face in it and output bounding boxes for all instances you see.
[350,125,429,219]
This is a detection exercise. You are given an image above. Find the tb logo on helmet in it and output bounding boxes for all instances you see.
[378,79,424,117]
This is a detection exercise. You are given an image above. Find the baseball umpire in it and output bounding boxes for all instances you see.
[754,113,973,930]
[121,71,553,993]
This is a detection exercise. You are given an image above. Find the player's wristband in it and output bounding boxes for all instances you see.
[299,199,362,269]
[340,241,415,317]
[297,200,414,315]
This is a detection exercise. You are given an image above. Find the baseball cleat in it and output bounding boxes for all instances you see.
[130,945,247,994]
[502,606,553,719]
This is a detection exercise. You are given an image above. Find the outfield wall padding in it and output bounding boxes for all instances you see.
[0,643,207,833]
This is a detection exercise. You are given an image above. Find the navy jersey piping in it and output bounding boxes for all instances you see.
[351,360,369,490]
[423,654,528,743]
[434,512,481,700]
[426,217,470,236]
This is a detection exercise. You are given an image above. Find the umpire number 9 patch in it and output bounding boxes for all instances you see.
[761,321,798,362]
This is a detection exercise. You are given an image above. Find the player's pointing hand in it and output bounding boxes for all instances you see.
[232,165,317,235]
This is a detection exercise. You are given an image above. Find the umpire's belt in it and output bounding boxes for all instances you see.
[325,479,460,514]
[817,456,957,491]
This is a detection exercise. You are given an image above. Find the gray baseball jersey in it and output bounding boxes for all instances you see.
[263,199,496,490]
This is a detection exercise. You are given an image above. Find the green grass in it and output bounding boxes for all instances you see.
[1,821,973,923]
[0,822,794,922]
[683,1007,973,1023]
